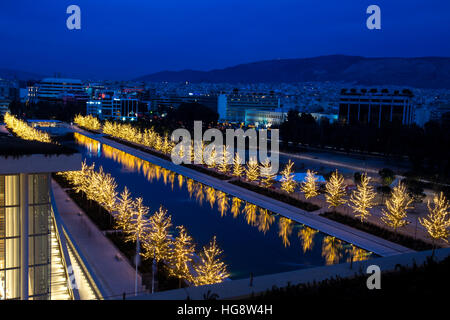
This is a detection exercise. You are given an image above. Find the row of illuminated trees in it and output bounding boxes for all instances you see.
[313,169,449,247]
[58,160,230,287]
[4,113,52,143]
[72,134,371,266]
[73,117,449,246]
[74,114,101,131]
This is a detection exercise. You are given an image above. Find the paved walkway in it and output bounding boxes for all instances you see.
[51,179,144,299]
[71,126,413,257]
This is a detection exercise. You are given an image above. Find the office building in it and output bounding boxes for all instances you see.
[338,88,415,127]
[87,91,140,121]
[244,109,287,127]
[218,90,280,123]
[34,78,87,104]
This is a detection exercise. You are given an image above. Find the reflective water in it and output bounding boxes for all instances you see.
[72,133,376,279]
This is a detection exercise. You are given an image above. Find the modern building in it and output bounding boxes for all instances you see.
[338,88,415,127]
[0,132,103,300]
[218,90,280,123]
[87,91,140,121]
[150,94,218,112]
[34,78,87,104]
[244,109,287,127]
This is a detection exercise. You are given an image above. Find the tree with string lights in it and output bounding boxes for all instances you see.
[142,206,173,263]
[218,145,231,174]
[420,192,450,250]
[246,157,259,182]
[115,187,134,232]
[381,182,413,233]
[349,173,376,222]
[193,236,229,286]
[280,160,297,194]
[169,225,196,288]
[325,169,347,208]
[232,152,245,178]
[300,170,319,199]
[260,159,276,188]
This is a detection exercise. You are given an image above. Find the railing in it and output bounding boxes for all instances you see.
[50,187,106,300]
[50,211,77,300]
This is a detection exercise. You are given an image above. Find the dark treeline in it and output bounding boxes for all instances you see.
[280,110,450,181]
[9,101,85,122]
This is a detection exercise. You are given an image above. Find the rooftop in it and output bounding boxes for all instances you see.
[0,131,77,157]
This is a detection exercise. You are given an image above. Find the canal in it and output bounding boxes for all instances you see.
[69,132,375,279]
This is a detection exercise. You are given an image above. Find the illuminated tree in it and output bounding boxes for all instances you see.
[381,182,413,232]
[260,159,276,188]
[349,173,376,222]
[246,157,259,182]
[169,226,195,287]
[325,170,347,208]
[4,113,52,143]
[278,217,294,247]
[143,206,173,263]
[218,146,231,174]
[194,141,205,165]
[101,173,118,214]
[162,134,172,155]
[298,226,318,253]
[193,236,229,286]
[420,192,450,248]
[300,170,319,199]
[125,198,150,244]
[115,187,134,231]
[232,153,245,178]
[280,160,297,194]
[207,146,218,168]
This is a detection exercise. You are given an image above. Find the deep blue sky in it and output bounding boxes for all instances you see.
[0,0,449,79]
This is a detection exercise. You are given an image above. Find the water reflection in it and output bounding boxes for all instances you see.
[298,226,318,253]
[74,132,374,267]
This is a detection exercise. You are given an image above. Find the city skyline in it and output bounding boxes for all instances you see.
[1,0,449,79]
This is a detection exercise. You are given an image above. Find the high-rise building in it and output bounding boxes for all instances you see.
[338,88,415,127]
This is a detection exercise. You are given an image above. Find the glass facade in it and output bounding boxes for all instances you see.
[0,174,51,300]
[28,174,51,300]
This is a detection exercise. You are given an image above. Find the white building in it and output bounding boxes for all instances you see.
[244,109,287,127]
[35,78,86,103]
[218,91,280,123]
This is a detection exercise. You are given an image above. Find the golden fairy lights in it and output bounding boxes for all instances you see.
[74,114,101,131]
[4,113,52,143]
[73,133,374,268]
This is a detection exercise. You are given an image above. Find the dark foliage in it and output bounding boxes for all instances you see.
[280,112,450,183]
[255,256,450,302]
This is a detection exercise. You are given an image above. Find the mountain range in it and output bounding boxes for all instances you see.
[135,55,450,89]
